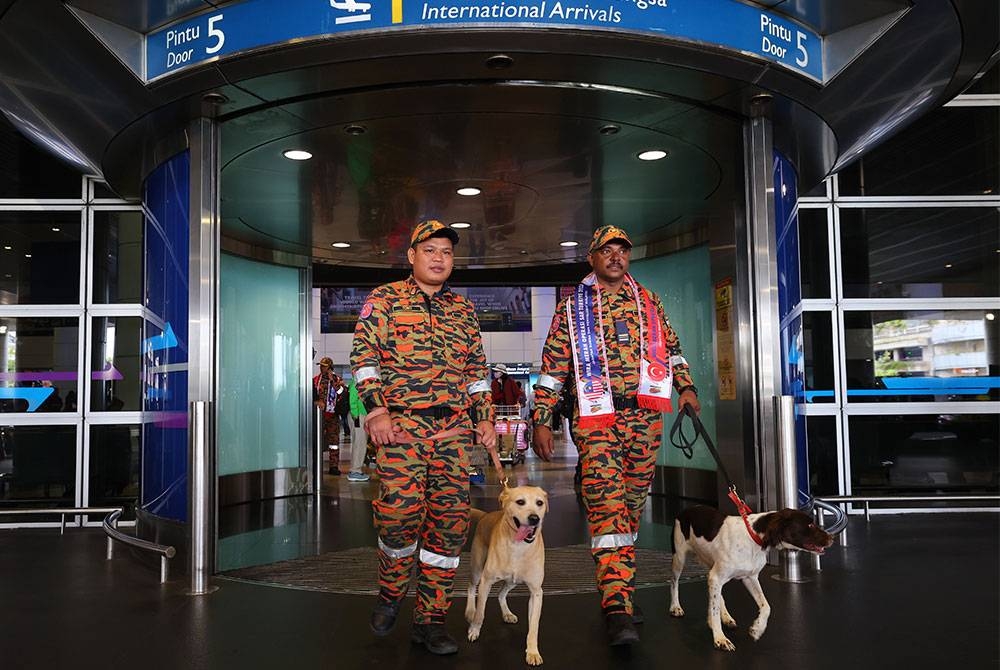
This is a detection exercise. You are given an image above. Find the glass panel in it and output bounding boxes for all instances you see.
[803,312,835,403]
[92,182,119,200]
[802,178,828,198]
[840,207,1000,298]
[799,209,830,299]
[88,424,140,521]
[0,211,81,305]
[92,211,143,304]
[0,317,79,414]
[90,317,142,412]
[849,414,998,502]
[964,62,998,95]
[837,106,999,196]
[844,310,999,402]
[0,115,84,199]
[219,253,302,475]
[806,415,838,496]
[0,425,76,518]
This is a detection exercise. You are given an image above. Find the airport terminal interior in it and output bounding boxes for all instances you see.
[0,0,997,667]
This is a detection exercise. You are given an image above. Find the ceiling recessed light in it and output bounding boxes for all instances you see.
[945,263,953,268]
[485,54,514,70]
[331,242,351,249]
[450,222,471,229]
[2,246,10,250]
[599,124,620,135]
[282,149,313,161]
[637,150,668,161]
[24,254,31,258]
[457,187,481,196]
[520,250,528,254]
[986,313,996,321]
[344,124,366,136]
[51,227,60,232]
[560,241,579,248]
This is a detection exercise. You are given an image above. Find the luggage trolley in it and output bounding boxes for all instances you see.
[494,404,528,466]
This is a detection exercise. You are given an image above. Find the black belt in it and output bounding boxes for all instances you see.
[612,395,640,410]
[389,405,457,419]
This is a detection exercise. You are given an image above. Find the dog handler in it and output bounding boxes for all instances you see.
[531,225,701,645]
[351,219,497,655]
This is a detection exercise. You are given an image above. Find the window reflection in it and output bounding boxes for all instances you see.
[0,425,76,516]
[0,317,79,413]
[0,212,82,305]
[90,317,142,412]
[845,310,999,402]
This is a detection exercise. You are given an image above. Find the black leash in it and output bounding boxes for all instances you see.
[669,403,734,487]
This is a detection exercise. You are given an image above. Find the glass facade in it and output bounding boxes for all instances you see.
[0,126,143,524]
[797,83,1000,507]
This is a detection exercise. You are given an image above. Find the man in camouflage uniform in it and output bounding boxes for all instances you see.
[351,219,497,656]
[532,225,700,646]
[312,357,343,475]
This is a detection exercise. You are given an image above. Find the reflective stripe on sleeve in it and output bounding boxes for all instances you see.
[669,355,687,367]
[591,532,635,549]
[536,374,563,392]
[355,366,380,382]
[378,538,418,560]
[419,548,460,569]
[467,379,490,395]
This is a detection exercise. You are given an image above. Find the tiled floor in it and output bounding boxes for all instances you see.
[1,448,997,669]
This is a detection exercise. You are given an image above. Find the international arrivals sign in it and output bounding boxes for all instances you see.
[145,0,822,81]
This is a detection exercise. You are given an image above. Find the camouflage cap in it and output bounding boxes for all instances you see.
[410,219,459,247]
[318,356,333,367]
[589,225,633,253]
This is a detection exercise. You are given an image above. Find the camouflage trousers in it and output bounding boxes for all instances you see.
[321,412,341,448]
[373,412,470,624]
[572,407,663,615]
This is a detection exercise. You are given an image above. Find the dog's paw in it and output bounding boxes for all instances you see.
[713,636,736,652]
[467,624,481,642]
[669,605,685,618]
[722,613,738,628]
[749,622,767,640]
[526,651,544,666]
[502,612,518,624]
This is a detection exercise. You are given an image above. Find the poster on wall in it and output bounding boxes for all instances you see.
[320,287,532,333]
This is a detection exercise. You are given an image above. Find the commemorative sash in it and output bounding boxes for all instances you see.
[567,273,672,427]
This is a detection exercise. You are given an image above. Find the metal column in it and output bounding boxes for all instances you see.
[187,117,220,595]
[742,95,783,520]
[774,395,807,582]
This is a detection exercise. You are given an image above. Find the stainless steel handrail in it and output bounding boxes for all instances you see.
[0,506,123,535]
[815,494,999,523]
[103,509,176,584]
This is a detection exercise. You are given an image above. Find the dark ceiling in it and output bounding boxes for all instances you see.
[220,72,743,270]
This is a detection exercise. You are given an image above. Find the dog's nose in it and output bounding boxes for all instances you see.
[528,514,540,526]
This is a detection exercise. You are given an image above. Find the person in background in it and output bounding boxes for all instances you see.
[313,356,343,475]
[490,363,519,406]
[532,225,700,646]
[346,378,370,482]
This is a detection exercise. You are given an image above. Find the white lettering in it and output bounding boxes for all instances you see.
[166,48,194,68]
[165,25,200,50]
[759,14,791,43]
[761,36,787,58]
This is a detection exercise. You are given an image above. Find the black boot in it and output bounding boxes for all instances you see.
[605,612,640,646]
[632,603,644,624]
[411,623,459,655]
[370,599,400,636]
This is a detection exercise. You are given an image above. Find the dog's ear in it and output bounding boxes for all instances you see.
[498,488,511,507]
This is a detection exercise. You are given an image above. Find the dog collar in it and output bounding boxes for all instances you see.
[728,489,766,548]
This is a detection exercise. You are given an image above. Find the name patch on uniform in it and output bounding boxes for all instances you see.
[614,319,630,344]
[360,301,374,319]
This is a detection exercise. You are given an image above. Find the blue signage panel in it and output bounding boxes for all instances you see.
[146,0,822,81]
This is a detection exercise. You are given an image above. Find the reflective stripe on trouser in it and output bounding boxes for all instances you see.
[373,413,470,623]
[574,407,662,614]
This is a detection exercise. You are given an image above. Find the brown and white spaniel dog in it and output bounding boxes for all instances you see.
[669,506,833,651]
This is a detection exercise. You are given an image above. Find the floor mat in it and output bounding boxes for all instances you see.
[222,544,708,595]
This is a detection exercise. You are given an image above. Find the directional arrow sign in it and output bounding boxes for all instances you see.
[0,387,55,411]
[0,365,124,382]
[143,322,178,353]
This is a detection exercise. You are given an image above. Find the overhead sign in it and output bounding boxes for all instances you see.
[145,0,823,81]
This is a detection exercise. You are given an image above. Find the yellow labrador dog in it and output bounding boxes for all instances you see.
[465,485,548,666]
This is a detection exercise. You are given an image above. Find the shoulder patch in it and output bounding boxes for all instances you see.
[360,301,374,319]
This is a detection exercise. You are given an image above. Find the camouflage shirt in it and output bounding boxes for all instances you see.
[350,276,494,424]
[533,281,695,428]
